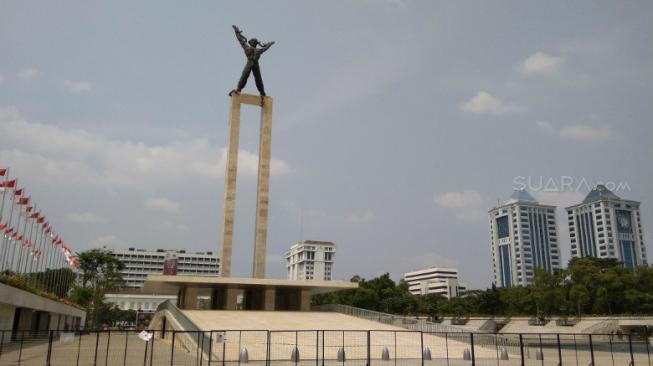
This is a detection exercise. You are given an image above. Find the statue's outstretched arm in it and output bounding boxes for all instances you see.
[258,41,275,54]
[232,25,247,49]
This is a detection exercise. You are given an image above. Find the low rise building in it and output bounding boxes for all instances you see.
[403,267,466,299]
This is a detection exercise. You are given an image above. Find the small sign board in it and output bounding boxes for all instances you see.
[59,332,76,343]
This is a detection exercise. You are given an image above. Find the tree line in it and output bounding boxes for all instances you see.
[312,257,653,318]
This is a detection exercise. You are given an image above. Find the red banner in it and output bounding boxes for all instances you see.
[163,257,178,275]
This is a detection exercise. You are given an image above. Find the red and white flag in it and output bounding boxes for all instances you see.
[0,179,16,188]
[13,188,23,196]
[16,197,29,205]
[0,168,6,176]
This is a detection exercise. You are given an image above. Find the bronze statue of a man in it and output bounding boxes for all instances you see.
[230,25,275,98]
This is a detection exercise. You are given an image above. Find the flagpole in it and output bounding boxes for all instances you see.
[0,168,8,232]
[7,189,21,272]
[16,205,32,276]
[1,186,17,272]
[0,169,9,271]
[25,212,40,284]
[28,214,44,282]
[56,246,65,297]
[46,232,56,293]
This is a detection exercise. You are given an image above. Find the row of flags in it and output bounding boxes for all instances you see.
[0,167,79,269]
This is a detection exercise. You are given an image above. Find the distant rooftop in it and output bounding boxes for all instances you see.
[507,189,537,204]
[107,247,217,256]
[582,184,621,203]
[301,240,335,246]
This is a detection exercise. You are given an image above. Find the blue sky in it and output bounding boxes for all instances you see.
[1,1,652,288]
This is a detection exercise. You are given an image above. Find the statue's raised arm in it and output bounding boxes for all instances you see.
[232,25,247,49]
[258,41,275,54]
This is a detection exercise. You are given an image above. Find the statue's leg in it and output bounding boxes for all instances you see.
[253,64,266,96]
[237,65,252,92]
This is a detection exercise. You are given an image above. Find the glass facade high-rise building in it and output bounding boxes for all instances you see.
[489,190,561,287]
[566,185,647,268]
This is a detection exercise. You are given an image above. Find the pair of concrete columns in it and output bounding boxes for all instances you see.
[219,93,272,279]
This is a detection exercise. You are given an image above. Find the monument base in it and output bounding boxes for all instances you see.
[143,275,357,311]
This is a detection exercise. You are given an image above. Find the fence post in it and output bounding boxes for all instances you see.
[170,331,176,366]
[470,333,476,366]
[142,337,148,366]
[556,334,562,366]
[629,333,635,366]
[588,334,594,366]
[18,330,25,365]
[76,330,82,366]
[93,331,100,366]
[149,331,155,366]
[519,334,525,366]
[123,331,129,366]
[445,332,450,366]
[46,330,54,366]
[209,331,214,366]
[266,331,271,366]
[316,330,319,366]
[105,330,111,366]
[367,330,371,366]
[645,327,651,366]
[222,331,226,366]
[322,330,325,366]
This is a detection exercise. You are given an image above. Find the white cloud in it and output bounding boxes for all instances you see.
[145,197,180,215]
[434,190,486,221]
[520,52,564,74]
[434,190,483,208]
[17,68,43,81]
[345,208,376,224]
[67,211,105,223]
[0,107,291,191]
[61,79,93,94]
[461,91,522,116]
[559,124,611,142]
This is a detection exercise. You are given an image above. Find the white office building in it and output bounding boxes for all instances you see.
[285,240,335,280]
[109,248,220,288]
[489,190,561,287]
[105,292,177,313]
[403,267,466,299]
[566,185,647,268]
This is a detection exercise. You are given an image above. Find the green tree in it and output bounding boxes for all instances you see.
[33,268,77,298]
[569,284,589,317]
[72,249,125,326]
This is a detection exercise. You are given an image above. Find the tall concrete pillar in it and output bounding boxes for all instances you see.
[253,97,273,278]
[219,95,241,278]
[219,93,273,279]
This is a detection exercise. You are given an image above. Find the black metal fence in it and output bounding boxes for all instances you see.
[0,329,650,366]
